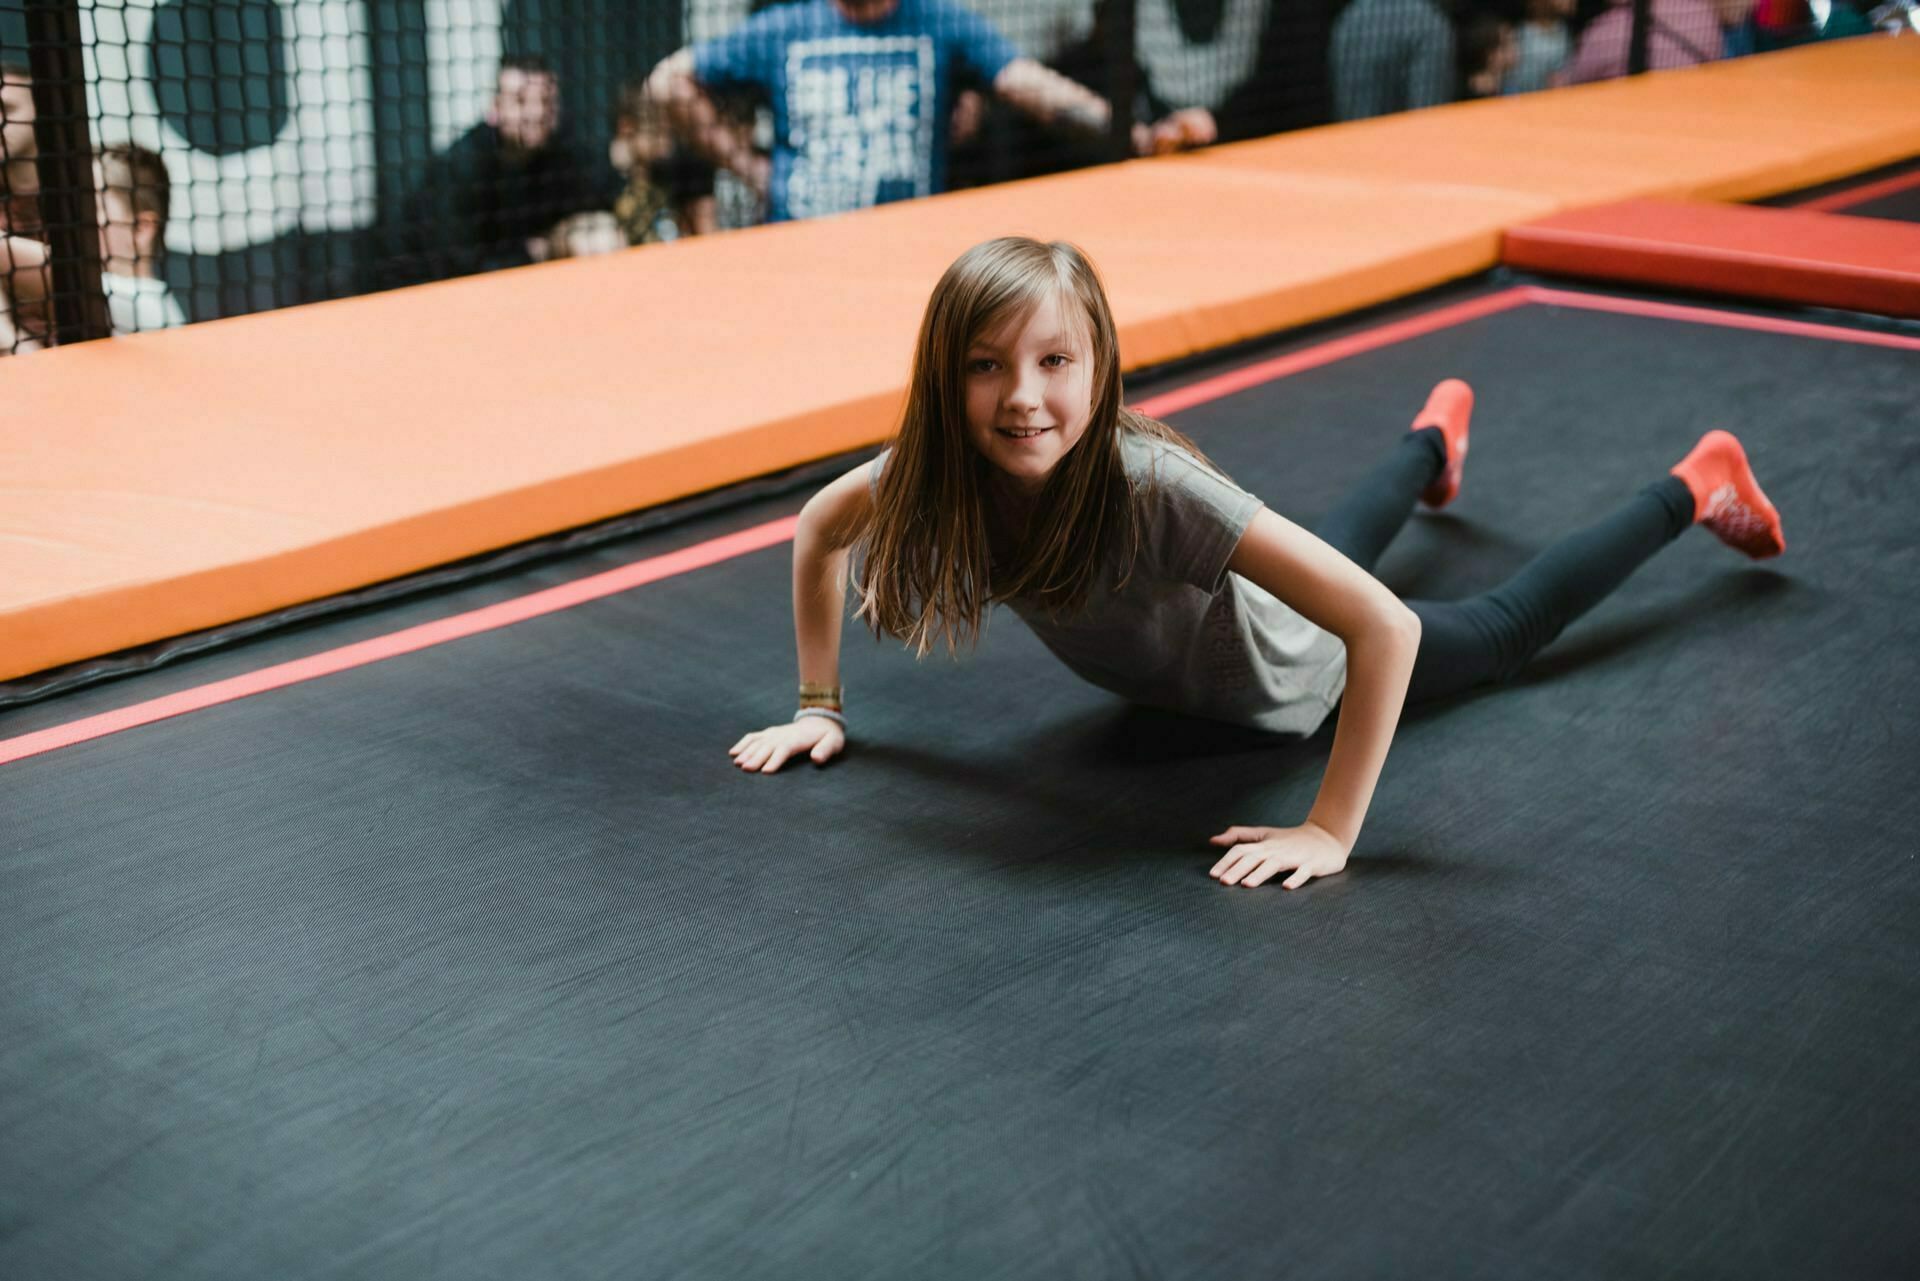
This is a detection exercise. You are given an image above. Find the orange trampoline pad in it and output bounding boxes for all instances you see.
[1504,199,1920,317]
[1198,41,1920,207]
[4,37,1920,684]
[0,164,1539,683]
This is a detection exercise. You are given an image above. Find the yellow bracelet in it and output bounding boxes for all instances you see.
[798,682,842,707]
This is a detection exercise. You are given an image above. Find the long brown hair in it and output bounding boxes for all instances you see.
[855,236,1213,657]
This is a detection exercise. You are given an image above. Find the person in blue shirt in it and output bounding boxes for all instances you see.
[643,0,1207,223]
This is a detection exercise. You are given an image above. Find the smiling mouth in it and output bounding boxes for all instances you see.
[998,426,1051,439]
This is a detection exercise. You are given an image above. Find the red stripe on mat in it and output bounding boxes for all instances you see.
[1134,290,1533,417]
[0,519,799,767]
[1520,286,1920,350]
[1793,168,1920,213]
[7,285,1916,767]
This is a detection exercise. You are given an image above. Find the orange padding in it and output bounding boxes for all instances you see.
[5,37,1920,683]
[1504,199,1920,317]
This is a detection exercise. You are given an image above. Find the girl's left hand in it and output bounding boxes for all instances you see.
[1207,822,1349,890]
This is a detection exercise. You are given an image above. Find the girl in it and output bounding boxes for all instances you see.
[728,237,1784,891]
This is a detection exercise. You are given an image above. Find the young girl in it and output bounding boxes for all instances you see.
[728,237,1785,891]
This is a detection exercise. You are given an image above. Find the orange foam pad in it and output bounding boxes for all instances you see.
[1505,199,1920,316]
[5,37,1920,684]
[1199,41,1920,207]
[0,169,1539,683]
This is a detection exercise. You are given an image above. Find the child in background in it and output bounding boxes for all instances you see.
[1460,8,1523,99]
[1504,0,1574,93]
[729,238,1785,891]
[1,141,185,353]
[2,63,46,352]
[1,62,41,239]
[609,83,716,243]
[94,143,187,334]
[546,210,628,259]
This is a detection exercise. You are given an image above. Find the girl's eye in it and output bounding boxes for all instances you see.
[1041,354,1070,368]
[967,358,997,374]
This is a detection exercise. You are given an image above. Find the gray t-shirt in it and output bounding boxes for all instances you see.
[871,433,1348,736]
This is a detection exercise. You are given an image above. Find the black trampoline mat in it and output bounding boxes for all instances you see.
[1834,182,1920,223]
[4,285,1919,1280]
[1763,155,1920,222]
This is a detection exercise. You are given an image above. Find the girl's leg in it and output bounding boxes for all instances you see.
[1402,429,1785,704]
[1311,429,1445,570]
[1405,476,1695,704]
[1313,379,1472,569]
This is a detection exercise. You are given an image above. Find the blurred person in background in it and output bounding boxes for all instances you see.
[93,143,185,333]
[2,142,184,354]
[388,56,615,283]
[1749,0,1874,48]
[1459,4,1522,98]
[643,0,1211,224]
[948,0,1219,190]
[0,212,44,353]
[1503,0,1574,91]
[609,80,719,243]
[1,61,44,353]
[545,210,628,259]
[943,0,1079,183]
[1330,0,1457,120]
[2,61,40,237]
[1557,0,1756,81]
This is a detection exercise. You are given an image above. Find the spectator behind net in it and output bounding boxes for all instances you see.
[1458,2,1522,98]
[642,0,1213,224]
[1557,0,1756,81]
[948,0,1219,190]
[546,211,628,259]
[1503,0,1574,91]
[2,62,40,238]
[390,57,616,282]
[610,80,718,243]
[1,61,42,353]
[2,142,186,355]
[1330,0,1457,121]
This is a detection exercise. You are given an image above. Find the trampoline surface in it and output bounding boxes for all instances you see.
[4,280,1919,1280]
[1770,154,1920,220]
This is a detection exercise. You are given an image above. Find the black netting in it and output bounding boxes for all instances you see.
[0,0,1894,353]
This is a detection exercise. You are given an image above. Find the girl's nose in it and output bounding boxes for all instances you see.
[1004,372,1042,412]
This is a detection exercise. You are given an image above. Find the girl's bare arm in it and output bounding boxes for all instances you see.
[1210,507,1422,887]
[792,460,875,691]
[730,459,876,773]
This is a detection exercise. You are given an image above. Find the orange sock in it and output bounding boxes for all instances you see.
[1412,378,1473,510]
[1669,430,1786,559]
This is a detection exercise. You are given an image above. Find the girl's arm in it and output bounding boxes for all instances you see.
[729,460,876,773]
[792,461,874,695]
[1209,508,1422,889]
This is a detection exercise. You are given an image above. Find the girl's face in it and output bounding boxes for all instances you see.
[962,292,1095,497]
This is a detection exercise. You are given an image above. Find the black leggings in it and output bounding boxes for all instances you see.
[1315,430,1695,705]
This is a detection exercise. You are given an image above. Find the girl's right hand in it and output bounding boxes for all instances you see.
[729,718,844,773]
